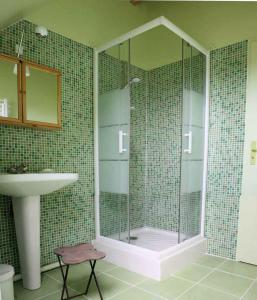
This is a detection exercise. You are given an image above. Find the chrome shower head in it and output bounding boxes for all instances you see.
[130,77,141,84]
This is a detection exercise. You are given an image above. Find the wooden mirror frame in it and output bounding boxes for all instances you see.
[0,54,62,129]
[0,54,23,125]
[21,61,62,129]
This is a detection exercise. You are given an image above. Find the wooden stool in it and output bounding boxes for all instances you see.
[54,243,105,300]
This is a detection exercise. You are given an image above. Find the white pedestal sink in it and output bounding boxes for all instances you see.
[0,173,78,290]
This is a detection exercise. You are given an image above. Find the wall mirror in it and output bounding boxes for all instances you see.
[0,54,61,129]
[23,62,61,127]
[0,55,22,123]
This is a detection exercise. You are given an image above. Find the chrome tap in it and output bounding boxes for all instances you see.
[7,163,28,174]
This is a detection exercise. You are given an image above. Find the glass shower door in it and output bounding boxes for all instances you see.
[179,41,206,243]
[98,41,131,242]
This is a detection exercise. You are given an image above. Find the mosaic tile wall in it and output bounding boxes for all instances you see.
[0,20,95,272]
[146,55,204,237]
[145,61,182,232]
[206,41,248,259]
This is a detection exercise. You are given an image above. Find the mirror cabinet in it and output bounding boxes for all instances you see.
[0,54,61,129]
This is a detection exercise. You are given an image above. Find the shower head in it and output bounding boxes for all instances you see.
[124,77,141,89]
[124,77,141,88]
[130,77,141,84]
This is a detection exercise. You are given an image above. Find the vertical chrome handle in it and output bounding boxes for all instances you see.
[184,131,192,154]
[119,130,127,154]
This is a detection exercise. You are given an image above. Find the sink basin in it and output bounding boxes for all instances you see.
[0,172,78,290]
[0,173,78,197]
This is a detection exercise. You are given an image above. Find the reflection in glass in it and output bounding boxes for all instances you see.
[25,66,58,124]
[0,60,19,119]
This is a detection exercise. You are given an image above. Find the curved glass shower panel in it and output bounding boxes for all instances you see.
[98,41,131,241]
[128,25,183,250]
[179,41,206,242]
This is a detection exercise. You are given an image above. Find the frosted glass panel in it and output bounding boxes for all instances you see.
[179,41,206,242]
[180,161,203,193]
[98,41,130,241]
[183,90,205,127]
[99,88,130,126]
[99,161,129,194]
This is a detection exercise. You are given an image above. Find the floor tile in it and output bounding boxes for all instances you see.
[179,284,239,300]
[111,287,165,300]
[176,264,212,282]
[201,270,252,297]
[14,274,62,300]
[68,273,130,300]
[39,290,87,300]
[243,281,257,300]
[137,276,193,300]
[218,260,257,279]
[46,263,95,284]
[94,260,117,273]
[106,267,146,285]
[196,255,225,268]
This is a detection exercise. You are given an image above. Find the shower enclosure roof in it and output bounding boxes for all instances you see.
[96,16,209,55]
[96,17,209,71]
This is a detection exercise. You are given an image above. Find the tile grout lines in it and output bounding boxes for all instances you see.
[193,261,256,280]
[193,261,257,281]
[240,276,257,300]
[32,289,63,300]
[44,272,92,300]
[100,271,167,300]
[174,260,231,300]
[42,264,121,300]
[23,260,257,300]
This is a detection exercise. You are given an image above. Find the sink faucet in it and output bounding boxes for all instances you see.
[7,164,28,174]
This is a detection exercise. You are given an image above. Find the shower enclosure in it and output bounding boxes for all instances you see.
[94,17,209,279]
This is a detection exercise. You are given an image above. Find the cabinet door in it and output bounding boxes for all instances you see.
[22,62,61,128]
[0,55,22,124]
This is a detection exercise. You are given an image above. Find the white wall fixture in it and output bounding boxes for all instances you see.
[35,25,48,37]
[0,173,78,290]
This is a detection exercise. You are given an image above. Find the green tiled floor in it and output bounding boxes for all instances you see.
[14,256,257,300]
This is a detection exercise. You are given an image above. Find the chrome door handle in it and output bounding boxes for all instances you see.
[184,131,192,154]
[118,130,127,154]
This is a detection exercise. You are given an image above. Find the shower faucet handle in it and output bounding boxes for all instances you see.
[184,131,192,154]
[118,130,127,154]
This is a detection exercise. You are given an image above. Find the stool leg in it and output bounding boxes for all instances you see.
[63,265,70,300]
[85,260,94,294]
[57,255,70,300]
[85,260,103,300]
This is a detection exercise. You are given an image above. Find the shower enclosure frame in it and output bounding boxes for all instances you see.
[93,16,210,280]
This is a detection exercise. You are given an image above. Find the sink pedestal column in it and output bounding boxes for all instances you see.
[12,196,41,290]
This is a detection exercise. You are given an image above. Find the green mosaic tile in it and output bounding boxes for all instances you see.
[206,40,248,259]
[0,20,95,272]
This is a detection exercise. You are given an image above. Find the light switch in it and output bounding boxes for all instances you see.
[250,141,257,165]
